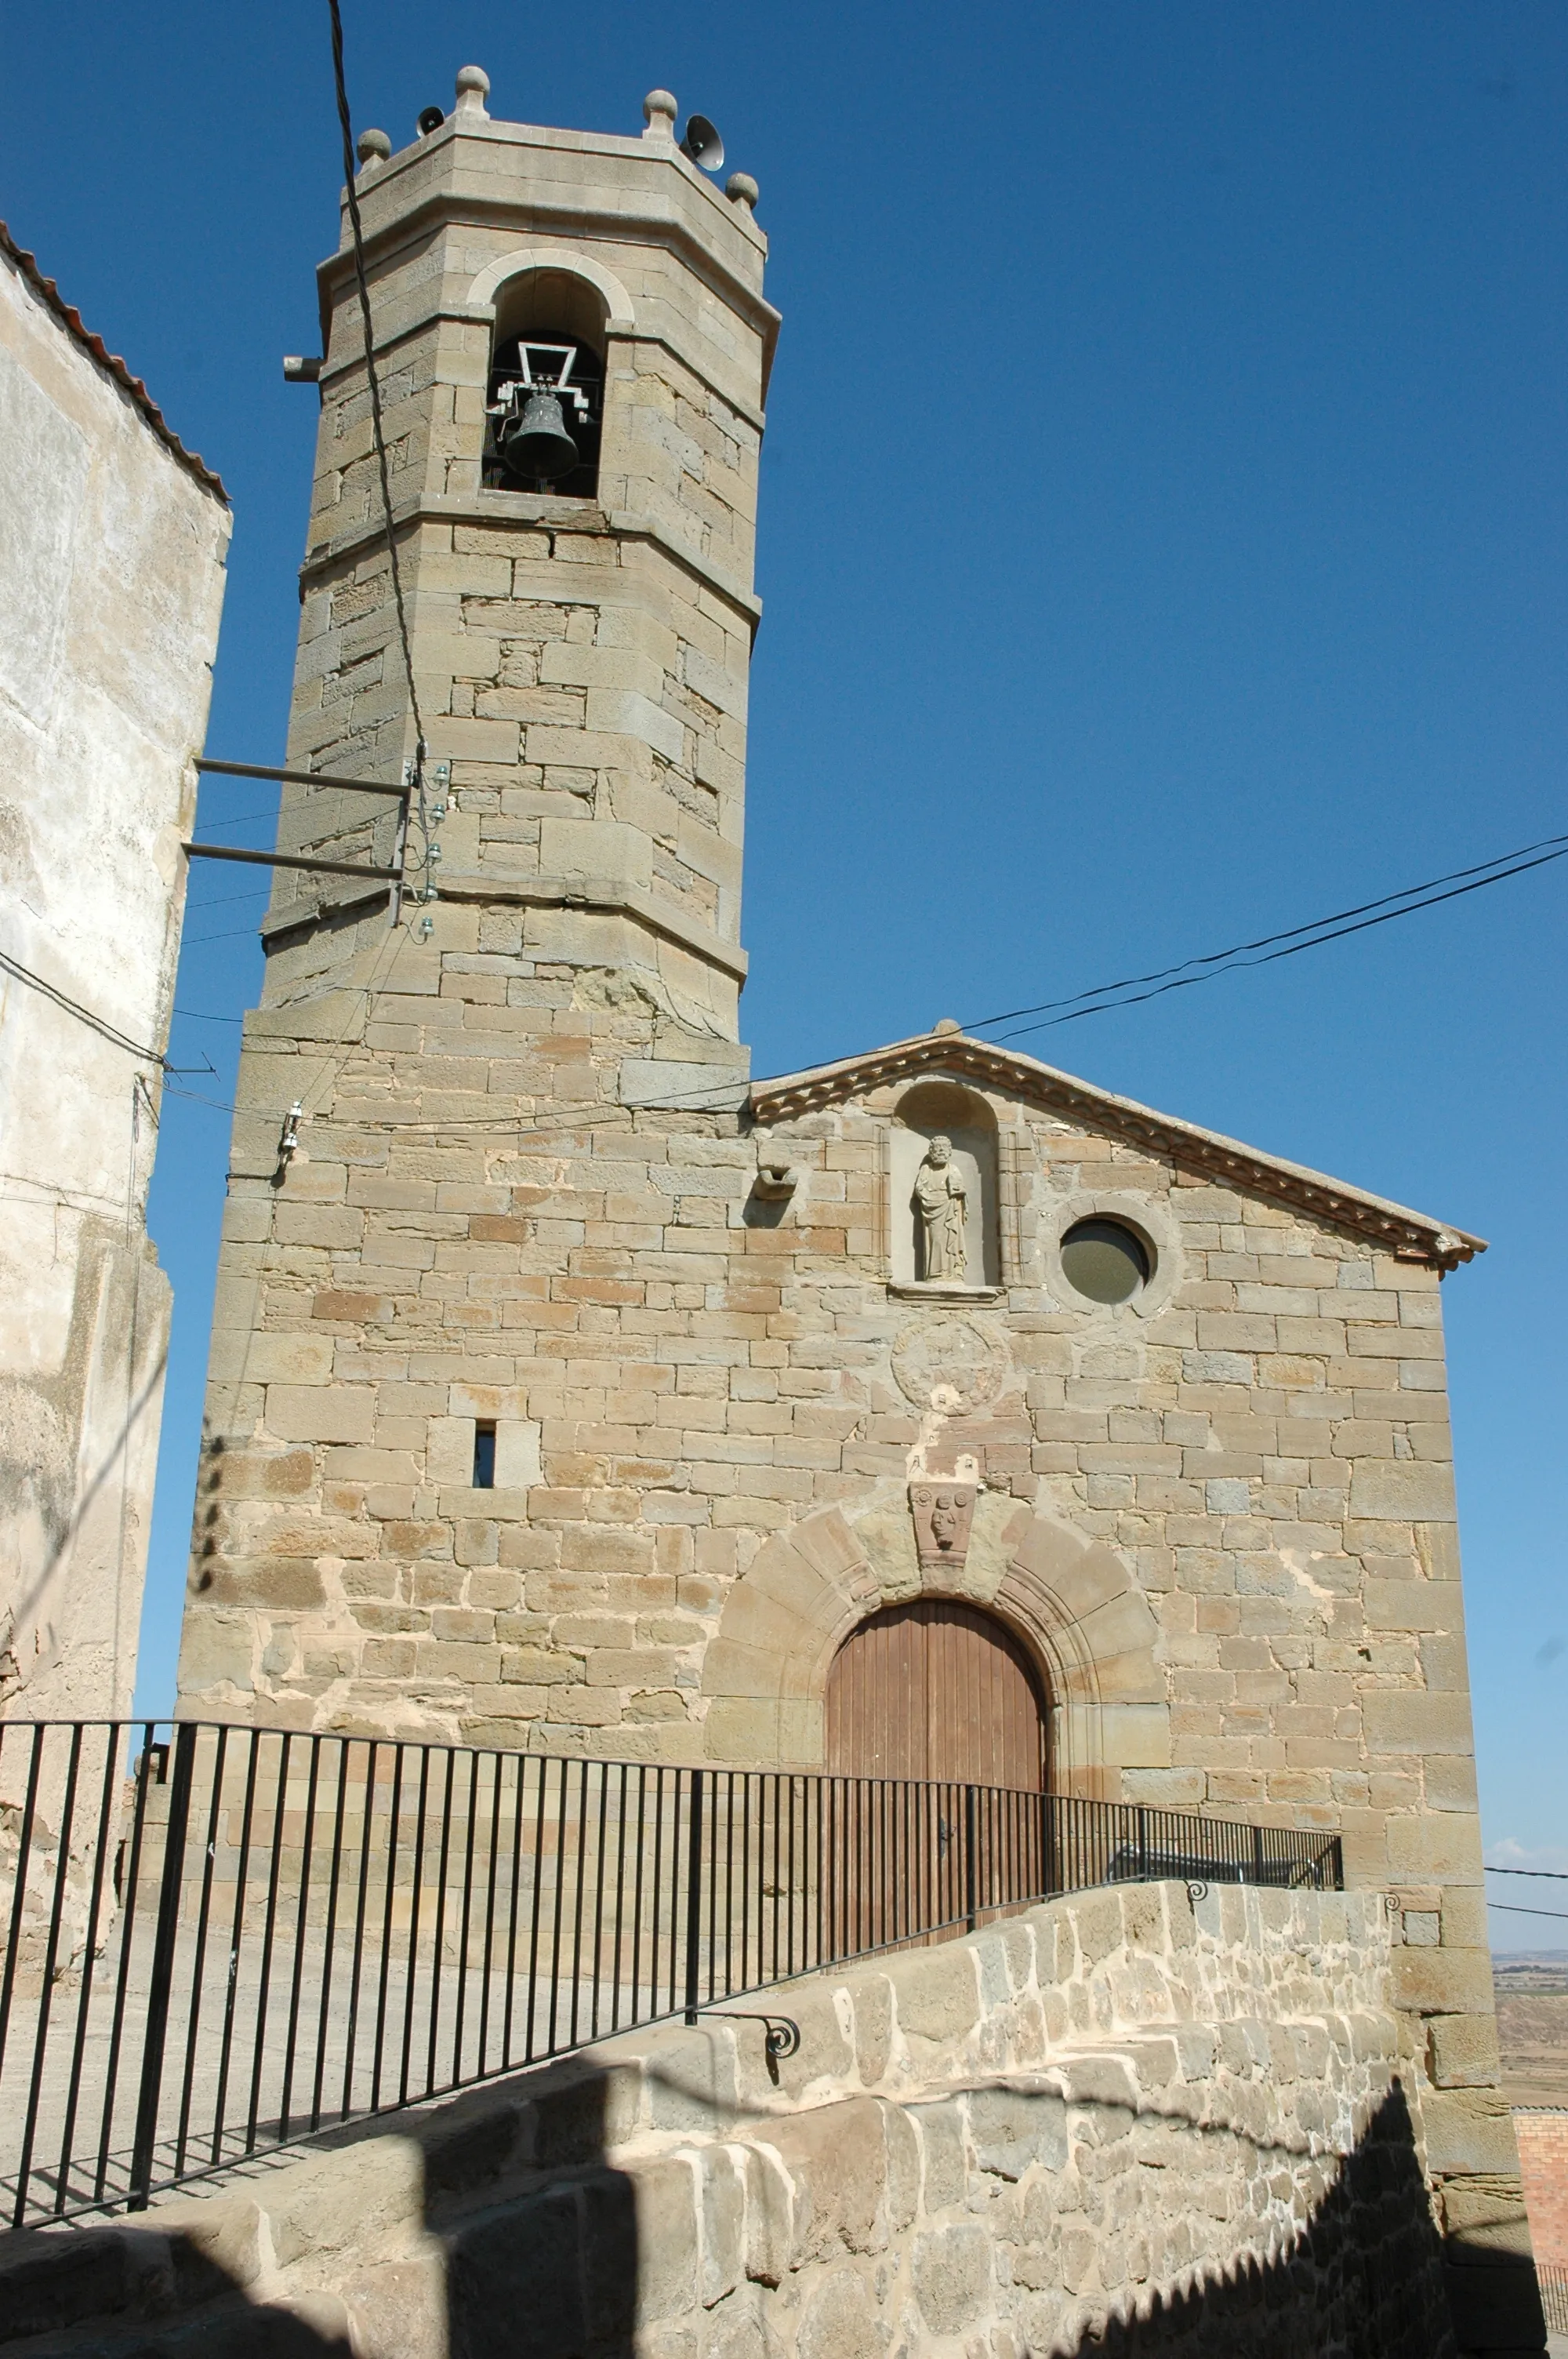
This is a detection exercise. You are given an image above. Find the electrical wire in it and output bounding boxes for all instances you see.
[162,1083,246,1114]
[189,806,278,832]
[325,0,434,900]
[1486,1866,1568,1881]
[0,947,167,1067]
[184,885,271,911]
[964,830,1568,1042]
[156,1074,755,1132]
[165,825,1568,1121]
[1488,1903,1568,1922]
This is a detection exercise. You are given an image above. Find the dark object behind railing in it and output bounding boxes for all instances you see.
[0,1718,1341,2230]
[1539,2265,1568,2337]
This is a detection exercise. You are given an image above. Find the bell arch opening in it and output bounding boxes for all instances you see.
[484,267,607,498]
[891,1080,1000,1286]
[826,1598,1049,1790]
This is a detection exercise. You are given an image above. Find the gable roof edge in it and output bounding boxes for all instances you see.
[748,1031,1485,1272]
[2,220,229,503]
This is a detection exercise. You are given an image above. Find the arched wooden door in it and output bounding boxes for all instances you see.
[823,1601,1048,1950]
[826,1599,1048,1788]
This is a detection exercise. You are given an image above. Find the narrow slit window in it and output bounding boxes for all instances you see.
[472,1422,497,1489]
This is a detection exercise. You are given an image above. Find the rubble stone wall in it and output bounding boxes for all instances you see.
[15,1885,1536,2357]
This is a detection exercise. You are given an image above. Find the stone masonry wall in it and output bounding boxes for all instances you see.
[260,78,771,1059]
[177,1038,1537,2307]
[7,1884,1512,2357]
[174,69,1531,2335]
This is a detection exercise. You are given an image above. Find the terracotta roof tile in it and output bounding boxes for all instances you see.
[2,219,228,503]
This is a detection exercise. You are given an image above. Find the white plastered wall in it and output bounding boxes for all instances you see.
[0,247,230,1715]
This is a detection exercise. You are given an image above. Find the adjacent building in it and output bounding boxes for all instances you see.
[0,223,230,1716]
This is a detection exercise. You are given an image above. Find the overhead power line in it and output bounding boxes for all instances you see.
[1486,1865,1568,1881]
[326,0,434,903]
[168,823,1568,1118]
[0,947,165,1067]
[964,830,1568,1043]
[1489,1902,1568,1922]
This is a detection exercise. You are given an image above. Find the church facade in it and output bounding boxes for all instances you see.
[176,68,1521,2287]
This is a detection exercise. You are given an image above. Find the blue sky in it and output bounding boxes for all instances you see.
[9,2,1565,1947]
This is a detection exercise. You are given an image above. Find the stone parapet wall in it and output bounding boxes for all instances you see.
[4,1883,1543,2356]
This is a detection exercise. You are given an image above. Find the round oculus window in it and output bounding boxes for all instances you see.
[1059,1218,1150,1306]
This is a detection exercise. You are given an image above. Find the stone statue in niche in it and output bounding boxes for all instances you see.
[909,1480,978,1576]
[913,1136,968,1282]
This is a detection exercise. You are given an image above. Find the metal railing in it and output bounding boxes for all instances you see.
[0,1718,1341,2229]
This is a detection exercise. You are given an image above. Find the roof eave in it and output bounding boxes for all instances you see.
[748,1030,1485,1274]
[2,220,228,503]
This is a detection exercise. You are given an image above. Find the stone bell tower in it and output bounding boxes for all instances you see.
[268,68,774,1084]
[177,71,777,1719]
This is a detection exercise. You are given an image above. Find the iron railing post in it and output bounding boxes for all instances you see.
[684,1769,705,2025]
[0,1716,1354,2230]
[128,1721,197,2210]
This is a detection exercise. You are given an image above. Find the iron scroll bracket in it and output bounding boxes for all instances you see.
[695,2010,802,2084]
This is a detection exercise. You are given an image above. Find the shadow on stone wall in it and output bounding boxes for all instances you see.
[0,2073,1548,2359]
[1027,2081,1535,2358]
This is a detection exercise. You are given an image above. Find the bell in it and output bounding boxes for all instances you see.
[500,389,579,485]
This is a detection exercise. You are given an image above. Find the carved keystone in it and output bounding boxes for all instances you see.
[909,1482,976,1577]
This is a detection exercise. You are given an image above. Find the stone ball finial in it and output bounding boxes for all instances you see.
[455,64,490,116]
[933,1016,962,1035]
[643,89,678,138]
[356,129,392,168]
[725,172,760,211]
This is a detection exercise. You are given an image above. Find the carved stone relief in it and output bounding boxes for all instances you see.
[913,1135,969,1281]
[891,1314,1009,1413]
[888,1081,999,1287]
[909,1480,977,1576]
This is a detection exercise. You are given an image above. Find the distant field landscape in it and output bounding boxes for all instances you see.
[1495,1953,1568,2109]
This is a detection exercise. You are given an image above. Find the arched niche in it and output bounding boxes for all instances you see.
[480,262,616,500]
[891,1080,999,1287]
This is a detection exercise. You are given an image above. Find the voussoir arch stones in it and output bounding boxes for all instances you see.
[465,245,637,330]
[701,1500,1168,1796]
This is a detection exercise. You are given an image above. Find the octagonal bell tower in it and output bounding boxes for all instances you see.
[178,74,776,1724]
[268,69,775,1085]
